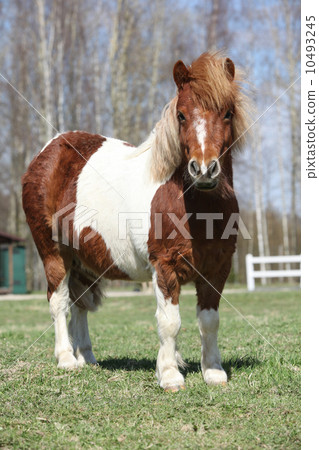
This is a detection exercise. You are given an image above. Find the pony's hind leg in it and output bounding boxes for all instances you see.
[68,304,97,367]
[49,272,78,369]
[196,282,227,385]
[153,272,185,392]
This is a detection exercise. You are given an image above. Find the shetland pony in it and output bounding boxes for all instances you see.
[22,52,249,391]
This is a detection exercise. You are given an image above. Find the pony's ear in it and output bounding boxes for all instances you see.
[224,58,235,81]
[173,60,190,90]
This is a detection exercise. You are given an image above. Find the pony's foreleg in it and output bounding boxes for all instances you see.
[68,304,97,367]
[153,272,185,391]
[49,273,78,369]
[196,282,227,385]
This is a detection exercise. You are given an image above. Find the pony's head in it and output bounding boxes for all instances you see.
[148,52,249,189]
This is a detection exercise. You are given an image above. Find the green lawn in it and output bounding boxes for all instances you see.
[0,291,300,449]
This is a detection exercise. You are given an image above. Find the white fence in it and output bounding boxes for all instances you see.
[245,254,301,291]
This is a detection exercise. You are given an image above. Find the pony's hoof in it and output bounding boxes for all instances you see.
[159,368,185,391]
[204,368,227,385]
[77,350,97,367]
[57,352,79,370]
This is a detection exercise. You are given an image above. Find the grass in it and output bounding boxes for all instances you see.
[0,290,300,449]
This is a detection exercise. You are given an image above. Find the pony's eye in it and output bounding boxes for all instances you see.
[224,110,232,120]
[177,111,186,123]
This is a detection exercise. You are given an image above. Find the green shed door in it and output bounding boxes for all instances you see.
[0,247,9,289]
[13,246,27,294]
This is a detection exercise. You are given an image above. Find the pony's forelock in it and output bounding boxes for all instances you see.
[188,51,250,151]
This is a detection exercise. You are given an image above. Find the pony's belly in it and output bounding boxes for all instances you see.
[74,203,154,281]
[95,228,153,281]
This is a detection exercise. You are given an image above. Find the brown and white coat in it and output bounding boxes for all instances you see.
[22,52,249,391]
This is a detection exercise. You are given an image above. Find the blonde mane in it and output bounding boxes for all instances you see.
[135,51,250,183]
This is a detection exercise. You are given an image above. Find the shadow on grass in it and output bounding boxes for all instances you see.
[97,355,261,380]
[98,358,156,371]
[222,356,261,380]
[182,356,261,380]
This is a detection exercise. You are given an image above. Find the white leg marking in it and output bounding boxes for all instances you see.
[153,273,185,390]
[49,273,78,369]
[68,305,97,367]
[197,306,227,385]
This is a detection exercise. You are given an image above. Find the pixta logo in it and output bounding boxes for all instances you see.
[52,203,98,249]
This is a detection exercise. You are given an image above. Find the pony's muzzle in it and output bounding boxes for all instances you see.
[188,158,221,191]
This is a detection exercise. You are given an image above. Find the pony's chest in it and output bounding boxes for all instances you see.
[147,178,238,281]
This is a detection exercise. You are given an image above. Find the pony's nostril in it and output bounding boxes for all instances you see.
[209,161,217,174]
[208,160,220,178]
[189,160,201,177]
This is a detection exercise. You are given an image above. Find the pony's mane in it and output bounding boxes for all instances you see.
[135,51,250,183]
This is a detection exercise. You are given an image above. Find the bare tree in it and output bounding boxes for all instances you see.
[36,0,54,141]
[0,0,301,290]
[147,0,165,132]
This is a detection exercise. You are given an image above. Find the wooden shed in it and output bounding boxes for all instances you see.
[0,231,27,294]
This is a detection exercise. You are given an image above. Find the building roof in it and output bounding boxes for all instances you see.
[0,231,25,244]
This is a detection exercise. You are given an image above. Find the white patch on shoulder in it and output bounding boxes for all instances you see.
[74,138,162,281]
[40,133,61,153]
